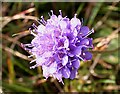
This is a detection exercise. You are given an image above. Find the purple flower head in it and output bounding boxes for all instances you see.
[22,10,94,84]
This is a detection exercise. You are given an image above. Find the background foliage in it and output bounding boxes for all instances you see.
[1,2,120,93]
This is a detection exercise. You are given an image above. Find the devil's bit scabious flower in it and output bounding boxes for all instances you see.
[22,10,94,84]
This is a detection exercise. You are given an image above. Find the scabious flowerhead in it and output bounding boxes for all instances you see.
[22,10,94,84]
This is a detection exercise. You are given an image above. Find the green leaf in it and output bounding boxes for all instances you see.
[3,82,33,92]
[97,79,115,84]
[87,2,103,27]
[76,3,85,17]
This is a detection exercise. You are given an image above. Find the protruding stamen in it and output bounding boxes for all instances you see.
[50,10,53,15]
[74,14,77,18]
[24,44,33,47]
[30,59,36,64]
[78,56,84,61]
[25,48,32,51]
[32,23,37,29]
[30,30,37,36]
[59,10,62,15]
[28,55,34,58]
[12,33,18,37]
[36,19,41,25]
[81,18,84,26]
[41,16,44,19]
[76,25,81,31]
[21,43,24,48]
[48,12,51,17]
[30,64,37,69]
[58,65,64,70]
[37,19,44,26]
[64,16,67,19]
[83,28,94,38]
[21,43,31,51]
[40,16,46,25]
[29,27,31,30]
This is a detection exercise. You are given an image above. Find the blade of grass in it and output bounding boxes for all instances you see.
[76,3,85,17]
[12,57,36,76]
[2,82,33,92]
[7,56,15,84]
[9,3,18,16]
[97,79,115,84]
[87,2,103,27]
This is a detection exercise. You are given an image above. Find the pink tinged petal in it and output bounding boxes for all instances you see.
[53,29,61,38]
[37,24,45,34]
[50,15,58,21]
[31,36,39,45]
[59,20,67,29]
[58,15,62,20]
[62,55,68,66]
[42,65,49,79]
[31,35,45,46]
[36,56,46,66]
[48,13,59,26]
[70,68,77,79]
[70,17,81,29]
[31,47,43,56]
[49,62,57,74]
[49,67,57,74]
[72,59,80,69]
[42,62,57,79]
[62,67,70,78]
[42,52,52,58]
[53,72,64,84]
[64,37,69,48]
[73,28,78,37]
[46,25,56,34]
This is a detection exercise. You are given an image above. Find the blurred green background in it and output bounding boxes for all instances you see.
[1,2,120,93]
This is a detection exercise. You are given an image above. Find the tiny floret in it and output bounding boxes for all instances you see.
[22,10,94,84]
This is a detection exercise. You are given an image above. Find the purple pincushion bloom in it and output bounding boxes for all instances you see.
[22,10,94,84]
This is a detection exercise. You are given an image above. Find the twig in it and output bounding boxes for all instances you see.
[2,15,38,28]
[1,30,30,51]
[83,54,101,81]
[94,2,118,30]
[90,46,120,54]
[99,59,112,69]
[0,33,21,46]
[104,85,120,91]
[53,80,64,92]
[1,44,31,61]
[2,8,37,28]
[10,30,30,49]
[94,27,119,52]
